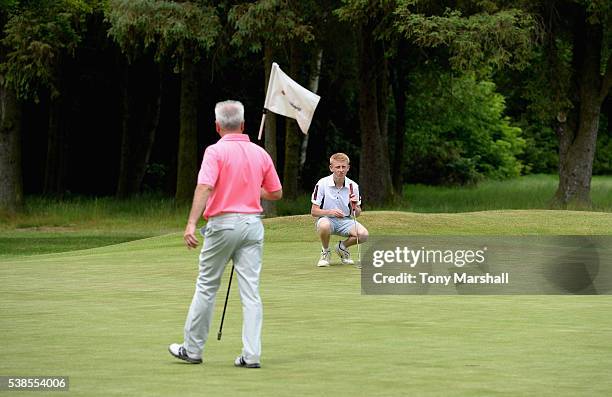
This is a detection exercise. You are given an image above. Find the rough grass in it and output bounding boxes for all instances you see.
[398,174,612,213]
[0,194,187,257]
[0,194,189,233]
[1,212,611,396]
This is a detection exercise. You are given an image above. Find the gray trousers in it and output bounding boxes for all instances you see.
[183,213,264,364]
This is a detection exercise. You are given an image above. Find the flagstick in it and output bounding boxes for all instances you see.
[258,113,266,140]
[349,184,361,268]
[355,218,361,268]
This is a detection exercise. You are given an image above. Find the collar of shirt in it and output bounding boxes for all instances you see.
[220,133,250,142]
[326,175,349,188]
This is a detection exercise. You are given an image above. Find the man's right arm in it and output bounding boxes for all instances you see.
[261,188,282,201]
[184,184,213,249]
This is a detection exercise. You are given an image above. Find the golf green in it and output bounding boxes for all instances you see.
[1,211,611,396]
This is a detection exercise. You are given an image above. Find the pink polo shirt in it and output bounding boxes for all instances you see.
[197,133,282,219]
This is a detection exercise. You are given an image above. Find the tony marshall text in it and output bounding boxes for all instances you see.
[372,272,509,285]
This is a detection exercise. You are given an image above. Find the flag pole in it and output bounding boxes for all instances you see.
[349,183,361,267]
[257,111,266,140]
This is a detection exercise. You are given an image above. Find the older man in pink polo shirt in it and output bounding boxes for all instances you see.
[169,100,282,368]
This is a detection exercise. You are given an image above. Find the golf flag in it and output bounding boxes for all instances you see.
[258,62,321,140]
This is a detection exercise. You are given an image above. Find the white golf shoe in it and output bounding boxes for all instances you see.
[335,242,354,265]
[168,343,202,364]
[317,248,331,267]
[234,355,261,369]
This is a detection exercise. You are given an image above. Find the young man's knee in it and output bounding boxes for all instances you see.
[358,228,369,242]
[317,218,332,234]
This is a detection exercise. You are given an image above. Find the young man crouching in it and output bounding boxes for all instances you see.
[310,153,369,267]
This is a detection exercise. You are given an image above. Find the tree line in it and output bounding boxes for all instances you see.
[0,0,610,215]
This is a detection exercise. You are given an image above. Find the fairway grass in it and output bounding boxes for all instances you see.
[1,211,612,396]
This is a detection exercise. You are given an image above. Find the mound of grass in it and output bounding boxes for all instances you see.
[3,210,612,259]
[267,211,612,240]
[1,175,610,258]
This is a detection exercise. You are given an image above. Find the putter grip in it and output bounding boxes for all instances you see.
[349,184,356,210]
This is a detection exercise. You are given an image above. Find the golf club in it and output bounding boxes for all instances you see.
[217,263,234,341]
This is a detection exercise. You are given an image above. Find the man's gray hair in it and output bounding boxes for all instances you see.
[215,100,245,130]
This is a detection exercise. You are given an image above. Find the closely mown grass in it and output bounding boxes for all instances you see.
[1,212,611,396]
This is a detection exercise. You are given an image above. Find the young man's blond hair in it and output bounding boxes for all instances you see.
[330,153,350,164]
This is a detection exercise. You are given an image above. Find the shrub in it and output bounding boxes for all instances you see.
[403,71,525,185]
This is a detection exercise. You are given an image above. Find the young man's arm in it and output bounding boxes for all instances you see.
[349,195,362,217]
[311,204,345,218]
[311,180,345,217]
[349,182,362,217]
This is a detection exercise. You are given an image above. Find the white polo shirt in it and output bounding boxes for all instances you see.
[311,175,362,217]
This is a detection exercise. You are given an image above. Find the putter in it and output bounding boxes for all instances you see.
[349,184,361,267]
[217,264,234,341]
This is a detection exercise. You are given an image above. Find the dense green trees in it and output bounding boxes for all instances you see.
[391,0,534,186]
[337,0,397,206]
[0,2,22,213]
[1,0,610,213]
[105,0,219,201]
[229,0,317,215]
[1,0,93,199]
[404,71,524,184]
[521,0,611,208]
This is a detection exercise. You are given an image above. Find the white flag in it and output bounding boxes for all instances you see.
[263,62,321,135]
